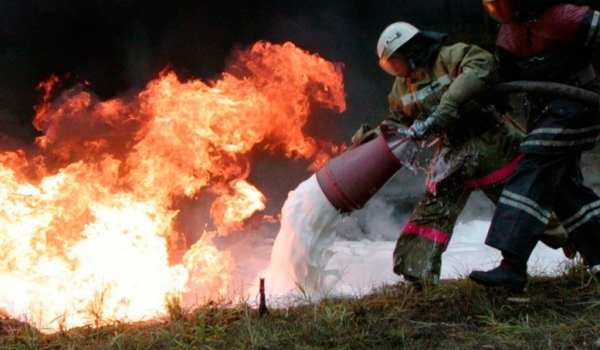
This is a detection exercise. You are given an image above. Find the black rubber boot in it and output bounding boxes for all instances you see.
[469,251,528,292]
[561,237,577,260]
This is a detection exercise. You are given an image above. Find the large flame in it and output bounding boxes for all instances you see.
[0,41,346,332]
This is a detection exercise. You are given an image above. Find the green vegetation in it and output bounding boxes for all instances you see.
[1,261,599,349]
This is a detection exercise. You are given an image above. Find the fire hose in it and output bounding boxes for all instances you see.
[484,80,600,109]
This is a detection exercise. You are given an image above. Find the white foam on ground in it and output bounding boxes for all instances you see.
[257,174,343,301]
[252,176,571,305]
[326,220,570,297]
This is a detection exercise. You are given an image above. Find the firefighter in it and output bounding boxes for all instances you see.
[352,21,570,289]
[469,0,600,291]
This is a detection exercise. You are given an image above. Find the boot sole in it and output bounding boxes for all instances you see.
[468,274,525,293]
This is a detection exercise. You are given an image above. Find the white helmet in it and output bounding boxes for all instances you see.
[376,22,420,61]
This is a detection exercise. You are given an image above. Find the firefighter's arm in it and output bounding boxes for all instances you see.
[554,5,598,50]
[436,44,498,128]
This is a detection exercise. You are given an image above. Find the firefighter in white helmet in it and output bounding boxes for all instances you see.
[351,21,570,288]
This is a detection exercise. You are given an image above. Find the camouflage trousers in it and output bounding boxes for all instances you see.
[392,124,567,284]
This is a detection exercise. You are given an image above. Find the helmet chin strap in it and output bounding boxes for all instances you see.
[409,58,416,71]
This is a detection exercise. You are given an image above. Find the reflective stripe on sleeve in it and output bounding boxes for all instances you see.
[400,75,453,105]
[520,137,599,148]
[520,125,600,149]
[585,10,600,46]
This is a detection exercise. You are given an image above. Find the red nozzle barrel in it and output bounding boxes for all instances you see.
[316,129,410,213]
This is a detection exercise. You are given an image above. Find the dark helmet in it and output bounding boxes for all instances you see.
[482,0,517,23]
[483,0,575,23]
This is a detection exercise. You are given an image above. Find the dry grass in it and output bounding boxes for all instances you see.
[1,262,599,349]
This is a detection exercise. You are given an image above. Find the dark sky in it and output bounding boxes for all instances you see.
[0,0,488,143]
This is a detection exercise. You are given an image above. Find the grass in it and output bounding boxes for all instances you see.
[1,262,599,349]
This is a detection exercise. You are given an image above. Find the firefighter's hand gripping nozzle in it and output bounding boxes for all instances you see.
[407,109,441,141]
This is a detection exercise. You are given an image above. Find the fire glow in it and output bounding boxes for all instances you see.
[0,41,346,332]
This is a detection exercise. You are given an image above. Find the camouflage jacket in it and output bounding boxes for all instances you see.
[387,43,498,130]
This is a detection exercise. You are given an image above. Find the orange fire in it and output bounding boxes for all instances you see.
[0,41,346,332]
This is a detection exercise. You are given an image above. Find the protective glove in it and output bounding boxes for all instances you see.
[407,109,440,140]
[350,124,379,149]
